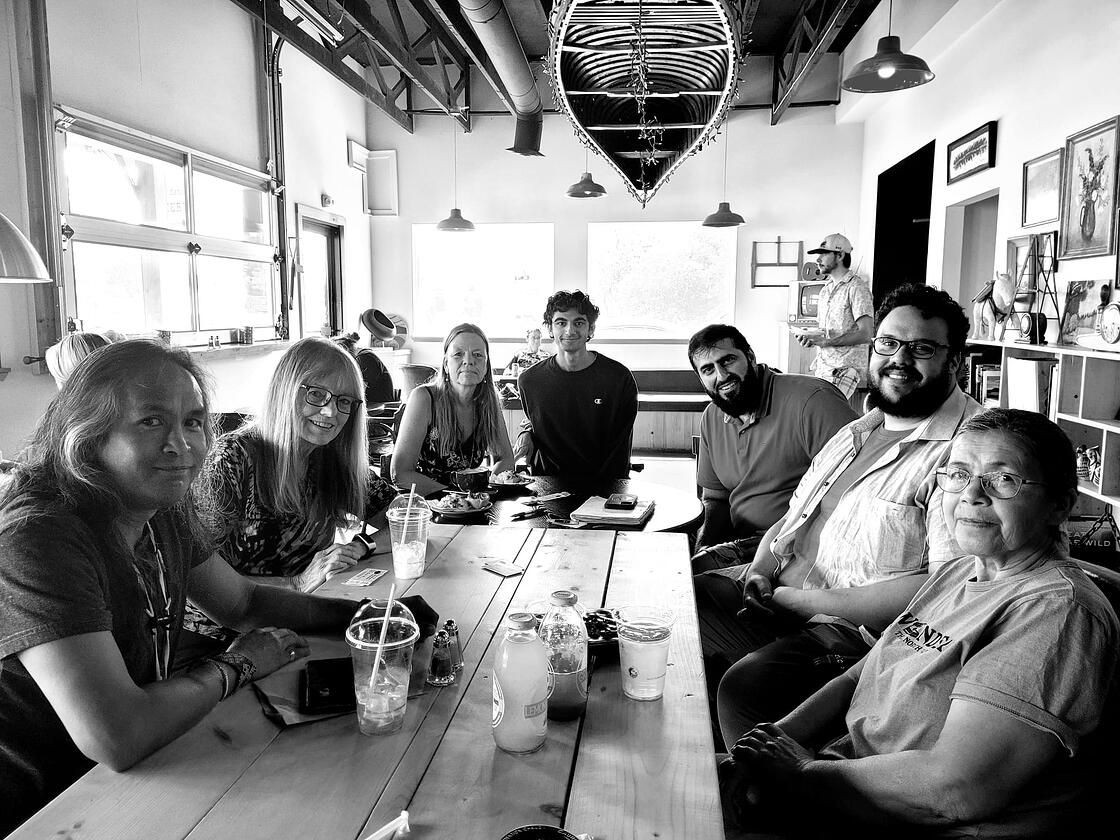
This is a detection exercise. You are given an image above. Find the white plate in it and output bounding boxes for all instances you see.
[431,500,493,517]
[490,473,531,487]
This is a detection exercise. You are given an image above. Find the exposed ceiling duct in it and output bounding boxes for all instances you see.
[456,0,544,155]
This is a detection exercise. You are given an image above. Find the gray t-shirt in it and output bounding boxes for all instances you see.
[827,553,1118,835]
[0,496,206,835]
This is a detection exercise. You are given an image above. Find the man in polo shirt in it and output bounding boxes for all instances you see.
[698,284,982,751]
[687,324,856,562]
[796,233,874,405]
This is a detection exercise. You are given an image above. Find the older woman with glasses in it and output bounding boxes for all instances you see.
[392,323,514,496]
[720,409,1118,837]
[0,340,388,835]
[195,338,396,598]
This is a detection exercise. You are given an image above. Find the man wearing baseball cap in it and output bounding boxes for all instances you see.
[799,233,873,405]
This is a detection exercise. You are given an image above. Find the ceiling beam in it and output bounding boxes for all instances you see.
[414,0,516,116]
[230,0,413,132]
[771,0,859,125]
[337,0,468,128]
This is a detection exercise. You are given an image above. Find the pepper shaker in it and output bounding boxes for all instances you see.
[425,630,456,686]
[444,619,463,673]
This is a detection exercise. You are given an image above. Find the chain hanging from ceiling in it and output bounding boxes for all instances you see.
[627,0,665,183]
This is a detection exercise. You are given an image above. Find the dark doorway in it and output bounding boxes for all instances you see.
[872,140,935,306]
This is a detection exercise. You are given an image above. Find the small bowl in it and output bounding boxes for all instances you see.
[499,826,580,840]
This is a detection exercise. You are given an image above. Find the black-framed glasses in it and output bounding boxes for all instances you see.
[934,467,1046,500]
[300,384,361,415]
[872,336,952,359]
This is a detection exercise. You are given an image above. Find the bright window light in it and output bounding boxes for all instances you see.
[586,222,736,339]
[412,223,554,338]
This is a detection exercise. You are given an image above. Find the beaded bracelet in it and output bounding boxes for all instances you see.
[213,651,257,694]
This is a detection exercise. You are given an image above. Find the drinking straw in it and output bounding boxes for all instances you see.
[360,810,410,840]
[405,482,416,542]
[368,582,397,692]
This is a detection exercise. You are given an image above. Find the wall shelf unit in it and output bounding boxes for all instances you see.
[966,339,1120,509]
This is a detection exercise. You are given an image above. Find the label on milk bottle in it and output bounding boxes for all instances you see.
[523,699,547,718]
[492,679,505,727]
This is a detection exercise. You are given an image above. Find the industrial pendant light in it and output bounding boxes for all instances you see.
[0,212,51,283]
[702,120,744,228]
[436,120,475,232]
[567,149,606,198]
[841,0,934,93]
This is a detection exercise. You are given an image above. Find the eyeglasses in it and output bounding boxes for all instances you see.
[872,336,952,359]
[300,384,361,415]
[934,467,1046,500]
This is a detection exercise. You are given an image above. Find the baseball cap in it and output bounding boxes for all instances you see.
[808,233,853,255]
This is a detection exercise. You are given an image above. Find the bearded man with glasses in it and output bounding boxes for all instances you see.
[696,283,983,751]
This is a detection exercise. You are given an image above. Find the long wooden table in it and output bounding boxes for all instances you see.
[13,525,723,840]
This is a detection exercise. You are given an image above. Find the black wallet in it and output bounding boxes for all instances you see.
[299,657,357,715]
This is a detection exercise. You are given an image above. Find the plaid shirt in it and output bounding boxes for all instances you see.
[772,387,982,591]
[810,271,874,388]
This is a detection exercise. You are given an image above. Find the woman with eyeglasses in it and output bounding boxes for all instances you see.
[195,337,396,597]
[0,340,391,835]
[391,323,514,496]
[720,409,1118,837]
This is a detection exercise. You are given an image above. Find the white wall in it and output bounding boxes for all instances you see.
[847,0,1120,302]
[960,194,999,302]
[367,68,865,371]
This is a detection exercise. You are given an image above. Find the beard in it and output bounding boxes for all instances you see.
[706,369,761,417]
[868,362,956,419]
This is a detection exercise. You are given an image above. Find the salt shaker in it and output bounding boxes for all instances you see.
[444,619,463,673]
[426,630,456,686]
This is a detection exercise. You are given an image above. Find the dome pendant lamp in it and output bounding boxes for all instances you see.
[567,149,606,198]
[841,0,934,93]
[702,120,744,228]
[437,120,475,232]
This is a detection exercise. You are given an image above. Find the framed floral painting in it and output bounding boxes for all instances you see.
[1059,116,1119,259]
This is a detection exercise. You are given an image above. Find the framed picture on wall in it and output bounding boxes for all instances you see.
[1058,116,1119,260]
[947,121,998,185]
[1022,149,1062,227]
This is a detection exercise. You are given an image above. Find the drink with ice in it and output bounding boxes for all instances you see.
[387,493,431,579]
[614,606,675,701]
[346,616,419,735]
[355,665,409,734]
[538,591,588,721]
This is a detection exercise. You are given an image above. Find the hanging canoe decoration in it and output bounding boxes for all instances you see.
[548,0,743,207]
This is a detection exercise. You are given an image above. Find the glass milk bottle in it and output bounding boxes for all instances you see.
[538,590,588,721]
[492,612,548,754]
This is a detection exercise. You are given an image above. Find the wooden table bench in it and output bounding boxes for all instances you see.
[12,525,723,840]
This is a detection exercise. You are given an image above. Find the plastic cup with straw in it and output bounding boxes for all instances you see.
[348,581,419,735]
[388,483,429,579]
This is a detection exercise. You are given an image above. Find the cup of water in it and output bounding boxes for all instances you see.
[346,610,419,735]
[613,605,675,701]
[386,493,431,579]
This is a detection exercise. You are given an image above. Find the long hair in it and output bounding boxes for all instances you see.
[1,339,215,555]
[246,337,367,525]
[429,323,504,458]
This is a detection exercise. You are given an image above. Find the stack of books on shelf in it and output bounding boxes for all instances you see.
[968,362,1002,407]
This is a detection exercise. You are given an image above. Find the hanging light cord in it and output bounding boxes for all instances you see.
[451,122,458,207]
[887,0,893,35]
[722,122,730,199]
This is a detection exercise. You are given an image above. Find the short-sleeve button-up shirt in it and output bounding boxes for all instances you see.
[811,270,874,387]
[770,386,982,594]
